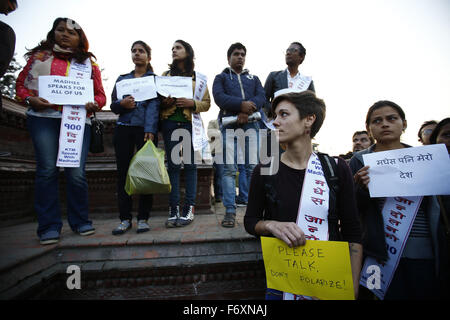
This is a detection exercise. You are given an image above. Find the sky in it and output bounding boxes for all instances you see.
[2,0,450,155]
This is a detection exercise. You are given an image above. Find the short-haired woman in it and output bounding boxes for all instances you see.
[244,91,362,300]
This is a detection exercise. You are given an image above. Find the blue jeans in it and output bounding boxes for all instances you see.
[221,121,259,213]
[161,120,197,207]
[213,162,223,200]
[236,163,248,203]
[27,115,92,237]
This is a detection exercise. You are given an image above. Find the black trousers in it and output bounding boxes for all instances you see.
[114,125,155,221]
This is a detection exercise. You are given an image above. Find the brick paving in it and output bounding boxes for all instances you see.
[0,203,264,299]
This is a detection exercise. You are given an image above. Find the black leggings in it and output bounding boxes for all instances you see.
[114,125,155,221]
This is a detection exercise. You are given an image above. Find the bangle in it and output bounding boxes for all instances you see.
[25,96,32,107]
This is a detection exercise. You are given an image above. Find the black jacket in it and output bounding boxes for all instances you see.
[263,69,315,115]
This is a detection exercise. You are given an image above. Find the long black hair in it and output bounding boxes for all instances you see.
[169,39,195,77]
[25,17,96,63]
[131,40,154,72]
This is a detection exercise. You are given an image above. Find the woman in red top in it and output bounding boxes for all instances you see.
[16,17,106,245]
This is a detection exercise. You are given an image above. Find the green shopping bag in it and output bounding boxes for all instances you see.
[125,140,171,195]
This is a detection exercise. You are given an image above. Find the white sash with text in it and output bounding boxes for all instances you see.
[56,58,91,167]
[283,153,330,300]
[192,72,212,163]
[359,196,423,300]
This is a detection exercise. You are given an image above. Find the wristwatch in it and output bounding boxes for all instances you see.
[24,97,32,107]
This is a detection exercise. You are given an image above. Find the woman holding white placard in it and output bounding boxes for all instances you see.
[110,40,160,235]
[15,17,106,245]
[159,40,211,228]
[349,101,449,299]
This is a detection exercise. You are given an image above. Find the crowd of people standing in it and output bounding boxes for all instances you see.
[9,14,450,300]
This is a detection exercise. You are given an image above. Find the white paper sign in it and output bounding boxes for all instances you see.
[38,75,94,105]
[115,76,157,102]
[56,106,87,167]
[362,144,450,197]
[155,76,193,99]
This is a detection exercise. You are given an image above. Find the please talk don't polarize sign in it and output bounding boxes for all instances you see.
[261,237,355,300]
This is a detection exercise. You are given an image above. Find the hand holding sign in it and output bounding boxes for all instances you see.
[261,237,355,300]
[362,144,450,197]
[38,75,94,106]
[26,96,57,112]
[155,76,193,99]
[120,95,136,109]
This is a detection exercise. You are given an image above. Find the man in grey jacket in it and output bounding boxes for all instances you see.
[264,42,315,117]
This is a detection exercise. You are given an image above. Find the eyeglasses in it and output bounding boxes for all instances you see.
[422,129,434,135]
[286,48,300,54]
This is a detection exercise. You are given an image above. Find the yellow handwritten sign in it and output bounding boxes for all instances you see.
[261,237,354,300]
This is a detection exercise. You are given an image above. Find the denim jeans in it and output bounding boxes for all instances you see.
[213,162,223,200]
[221,121,259,213]
[161,120,197,207]
[236,163,248,203]
[27,115,92,236]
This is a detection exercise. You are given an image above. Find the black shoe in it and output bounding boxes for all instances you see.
[165,206,179,228]
[178,205,194,226]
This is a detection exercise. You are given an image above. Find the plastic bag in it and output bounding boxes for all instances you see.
[125,140,171,195]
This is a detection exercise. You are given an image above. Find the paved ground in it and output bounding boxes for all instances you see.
[0,202,263,299]
[0,202,251,271]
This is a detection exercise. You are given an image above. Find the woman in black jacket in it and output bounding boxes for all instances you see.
[349,101,449,300]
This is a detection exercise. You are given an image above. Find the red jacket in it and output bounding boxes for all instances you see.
[16,50,106,115]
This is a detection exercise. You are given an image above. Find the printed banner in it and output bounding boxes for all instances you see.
[56,106,86,167]
[261,237,355,300]
[192,72,212,163]
[359,196,422,300]
[55,58,92,167]
[155,76,193,99]
[362,144,450,197]
[38,75,94,106]
[296,153,330,241]
[115,76,157,102]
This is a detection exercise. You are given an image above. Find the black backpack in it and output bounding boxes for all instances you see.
[262,152,342,241]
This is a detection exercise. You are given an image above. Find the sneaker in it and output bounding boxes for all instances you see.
[178,205,194,226]
[39,230,60,245]
[137,220,150,233]
[76,224,95,236]
[236,199,247,207]
[112,220,131,235]
[165,206,179,228]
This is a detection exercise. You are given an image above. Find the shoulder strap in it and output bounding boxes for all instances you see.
[261,161,278,221]
[317,152,342,241]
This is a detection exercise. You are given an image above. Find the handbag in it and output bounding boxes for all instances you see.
[89,112,104,153]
